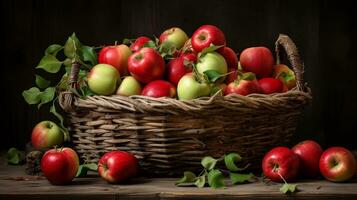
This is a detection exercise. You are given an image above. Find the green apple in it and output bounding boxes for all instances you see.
[159,27,189,49]
[88,64,120,95]
[31,121,63,150]
[196,52,228,81]
[177,73,211,100]
[116,76,142,96]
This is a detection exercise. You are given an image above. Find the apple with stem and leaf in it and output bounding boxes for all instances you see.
[273,64,296,90]
[191,25,226,53]
[130,36,151,52]
[196,51,227,81]
[177,72,211,100]
[224,72,261,96]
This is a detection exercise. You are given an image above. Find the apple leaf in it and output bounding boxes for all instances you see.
[280,183,298,194]
[50,102,64,128]
[35,75,51,89]
[36,54,63,73]
[76,163,98,177]
[38,87,56,109]
[207,169,225,189]
[201,156,217,170]
[7,148,25,165]
[45,44,63,56]
[143,40,157,49]
[230,173,254,184]
[122,38,134,45]
[64,33,82,59]
[240,72,256,81]
[176,171,197,185]
[22,87,42,104]
[80,45,97,66]
[224,153,242,171]
[195,175,206,188]
[203,70,222,83]
[199,44,224,58]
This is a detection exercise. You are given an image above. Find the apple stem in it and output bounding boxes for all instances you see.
[273,165,288,184]
[114,41,118,46]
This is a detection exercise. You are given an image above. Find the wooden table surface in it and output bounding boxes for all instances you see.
[1,156,357,200]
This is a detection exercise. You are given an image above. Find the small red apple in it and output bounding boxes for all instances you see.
[220,47,238,67]
[258,78,284,94]
[98,151,139,183]
[224,72,261,96]
[98,44,132,76]
[240,47,274,78]
[319,147,357,182]
[262,147,300,182]
[142,80,176,98]
[167,57,192,86]
[191,25,226,53]
[41,147,79,185]
[128,47,165,83]
[130,36,151,52]
[292,140,323,178]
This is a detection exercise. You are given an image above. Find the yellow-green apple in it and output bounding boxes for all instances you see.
[258,78,284,94]
[98,151,139,183]
[142,80,176,98]
[225,72,261,96]
[220,47,238,67]
[31,121,63,150]
[98,44,132,76]
[196,52,227,80]
[159,27,188,50]
[273,64,296,90]
[128,47,165,84]
[191,25,226,53]
[41,147,79,185]
[130,36,151,52]
[116,76,142,96]
[292,140,323,178]
[167,57,192,86]
[88,64,120,95]
[177,73,211,100]
[240,47,274,78]
[319,147,357,182]
[262,147,300,182]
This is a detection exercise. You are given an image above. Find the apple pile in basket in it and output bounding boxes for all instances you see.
[89,25,295,99]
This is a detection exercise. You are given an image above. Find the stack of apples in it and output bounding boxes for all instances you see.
[87,25,296,100]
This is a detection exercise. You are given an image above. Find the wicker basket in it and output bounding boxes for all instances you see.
[59,34,312,175]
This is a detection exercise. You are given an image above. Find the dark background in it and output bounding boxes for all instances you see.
[0,0,356,150]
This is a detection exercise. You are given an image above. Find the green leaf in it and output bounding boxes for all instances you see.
[199,44,224,58]
[204,70,222,83]
[224,153,242,171]
[80,45,97,66]
[79,86,95,97]
[7,148,25,165]
[22,87,42,104]
[194,175,206,188]
[230,173,254,184]
[280,183,298,194]
[36,54,63,73]
[207,169,225,189]
[38,87,55,109]
[176,171,197,184]
[50,103,64,128]
[35,75,51,89]
[122,38,134,45]
[240,72,256,81]
[76,163,98,177]
[143,40,157,48]
[64,37,77,58]
[201,156,217,170]
[84,163,98,171]
[45,44,63,56]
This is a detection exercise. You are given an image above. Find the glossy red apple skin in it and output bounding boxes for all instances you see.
[292,140,323,178]
[319,147,357,182]
[180,52,197,63]
[130,36,151,52]
[142,80,176,98]
[167,57,192,86]
[262,147,300,182]
[240,47,274,78]
[224,73,261,96]
[191,25,226,53]
[98,44,132,76]
[41,148,79,185]
[220,47,238,67]
[258,78,284,94]
[128,47,165,84]
[98,151,139,183]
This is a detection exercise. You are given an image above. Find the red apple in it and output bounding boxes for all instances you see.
[191,25,226,53]
[262,147,300,182]
[292,140,323,178]
[181,52,197,63]
[31,121,63,150]
[98,151,139,183]
[142,80,176,98]
[128,47,165,83]
[167,57,192,86]
[225,67,238,84]
[273,64,297,90]
[240,47,274,78]
[41,147,79,185]
[220,47,238,67]
[159,27,188,49]
[224,72,261,96]
[258,78,284,94]
[98,44,132,76]
[130,36,151,52]
[319,147,357,182]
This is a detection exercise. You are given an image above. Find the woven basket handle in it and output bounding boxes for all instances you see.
[59,61,80,112]
[275,34,305,91]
